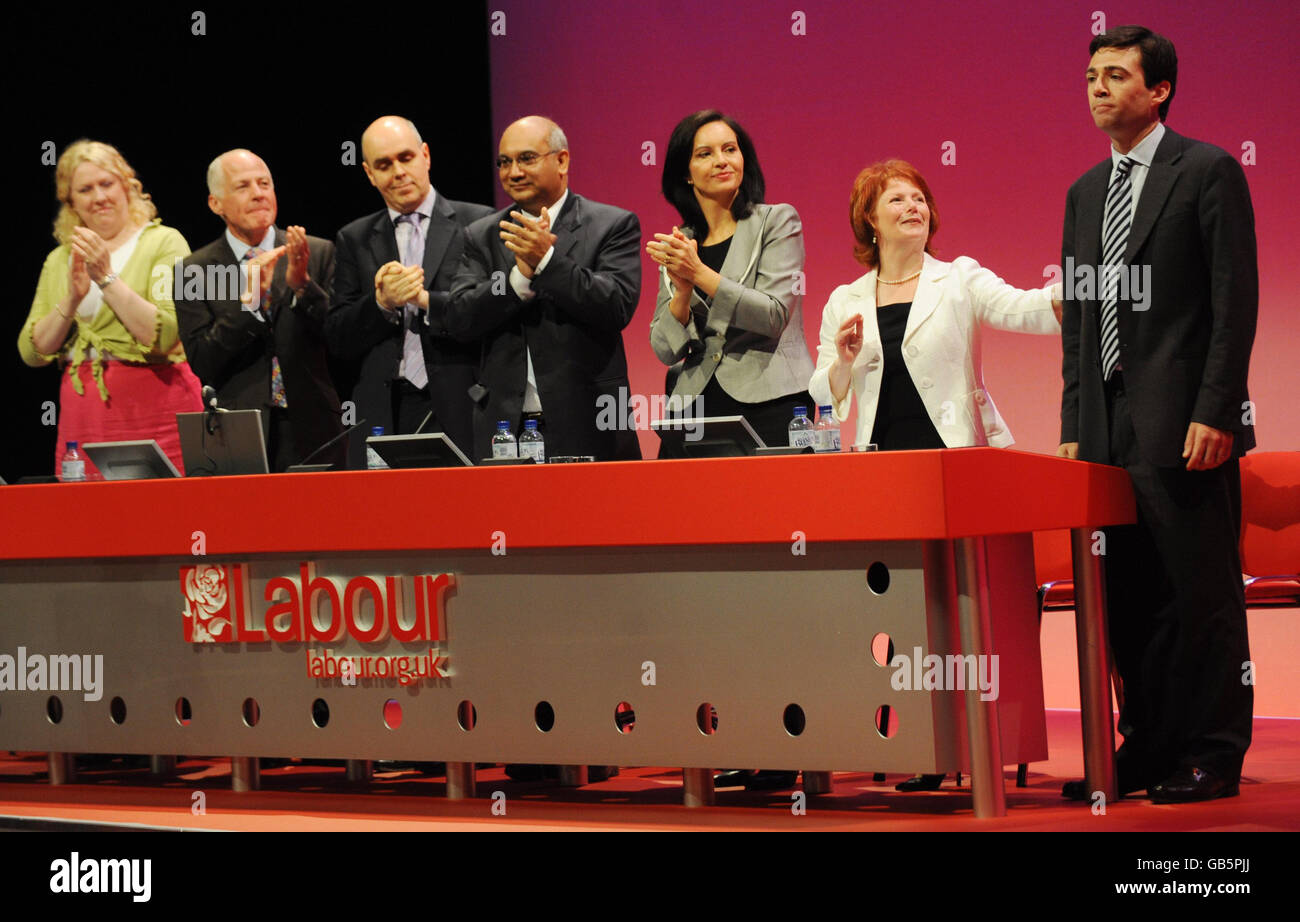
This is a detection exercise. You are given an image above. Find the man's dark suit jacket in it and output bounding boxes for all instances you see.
[1060,128,1258,466]
[328,196,493,468]
[446,192,643,462]
[176,228,344,468]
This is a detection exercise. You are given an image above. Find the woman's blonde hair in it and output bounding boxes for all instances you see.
[53,140,157,245]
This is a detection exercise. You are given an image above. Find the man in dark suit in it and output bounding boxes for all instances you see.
[327,116,493,467]
[177,149,344,472]
[1058,26,1257,803]
[446,115,642,462]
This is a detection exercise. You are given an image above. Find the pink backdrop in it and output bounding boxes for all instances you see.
[489,0,1299,458]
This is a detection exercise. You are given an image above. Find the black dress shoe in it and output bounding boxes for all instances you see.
[895,773,945,792]
[1149,766,1239,804]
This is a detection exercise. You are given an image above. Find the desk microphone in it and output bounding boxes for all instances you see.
[202,386,226,434]
[296,418,369,468]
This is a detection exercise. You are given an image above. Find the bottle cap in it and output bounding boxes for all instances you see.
[819,405,832,414]
[792,406,807,418]
[524,419,539,430]
[496,420,511,431]
[370,426,385,436]
[66,441,78,450]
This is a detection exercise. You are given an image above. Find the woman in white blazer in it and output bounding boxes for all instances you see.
[809,160,1062,453]
[808,159,1061,792]
[648,110,815,458]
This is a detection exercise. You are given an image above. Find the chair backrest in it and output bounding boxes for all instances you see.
[1240,451,1300,576]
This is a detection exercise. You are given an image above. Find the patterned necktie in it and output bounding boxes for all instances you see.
[1099,158,1134,381]
[243,247,287,408]
[396,213,429,390]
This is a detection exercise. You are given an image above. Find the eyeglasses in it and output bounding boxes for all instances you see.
[496,150,562,171]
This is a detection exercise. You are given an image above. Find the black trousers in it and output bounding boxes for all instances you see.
[390,379,433,437]
[1103,374,1252,780]
[658,374,813,459]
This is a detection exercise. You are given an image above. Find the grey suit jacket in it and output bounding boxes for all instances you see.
[649,202,815,403]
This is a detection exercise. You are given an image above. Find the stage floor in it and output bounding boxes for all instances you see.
[1,709,1296,832]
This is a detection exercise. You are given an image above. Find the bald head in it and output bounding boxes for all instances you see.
[361,116,432,213]
[498,116,569,211]
[207,149,267,196]
[206,149,277,246]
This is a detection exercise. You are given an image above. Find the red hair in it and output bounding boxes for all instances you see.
[849,159,939,269]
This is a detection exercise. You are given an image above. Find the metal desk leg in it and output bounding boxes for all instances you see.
[150,755,176,777]
[445,761,476,799]
[1070,525,1117,804]
[803,771,834,795]
[682,768,715,807]
[231,756,260,792]
[47,752,75,785]
[954,536,1006,818]
[345,759,372,783]
[557,765,588,787]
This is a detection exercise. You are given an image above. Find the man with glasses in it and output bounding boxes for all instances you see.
[327,116,493,466]
[447,115,642,462]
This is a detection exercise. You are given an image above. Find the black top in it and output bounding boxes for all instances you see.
[693,236,733,332]
[871,301,945,451]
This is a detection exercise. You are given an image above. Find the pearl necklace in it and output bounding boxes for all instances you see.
[877,268,922,285]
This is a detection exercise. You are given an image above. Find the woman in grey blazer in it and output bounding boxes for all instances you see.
[648,110,816,458]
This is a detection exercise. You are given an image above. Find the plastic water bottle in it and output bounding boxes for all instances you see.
[519,418,545,463]
[61,441,86,482]
[814,405,842,453]
[788,406,815,450]
[366,426,389,470]
[491,420,518,459]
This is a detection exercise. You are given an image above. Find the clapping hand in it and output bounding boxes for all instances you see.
[375,261,426,311]
[284,225,312,292]
[69,227,112,283]
[500,207,556,277]
[241,245,286,310]
[647,227,701,293]
[68,249,91,302]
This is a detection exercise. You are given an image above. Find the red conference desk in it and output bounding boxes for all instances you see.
[0,448,1134,818]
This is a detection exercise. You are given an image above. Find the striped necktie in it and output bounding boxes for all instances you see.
[395,213,428,390]
[1099,158,1134,381]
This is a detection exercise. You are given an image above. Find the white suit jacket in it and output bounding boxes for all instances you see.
[808,254,1059,448]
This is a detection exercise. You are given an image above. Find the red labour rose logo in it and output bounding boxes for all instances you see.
[182,564,231,643]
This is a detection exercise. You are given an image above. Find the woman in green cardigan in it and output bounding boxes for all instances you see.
[19,140,202,476]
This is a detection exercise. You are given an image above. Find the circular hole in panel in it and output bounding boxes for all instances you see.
[175,697,191,727]
[456,699,477,731]
[874,704,899,739]
[867,562,891,595]
[871,632,894,667]
[109,697,127,725]
[384,699,403,730]
[46,696,63,725]
[311,698,330,728]
[535,701,555,732]
[696,702,719,736]
[614,701,635,734]
[242,697,261,728]
[783,703,806,737]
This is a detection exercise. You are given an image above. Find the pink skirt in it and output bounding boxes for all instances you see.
[55,361,203,477]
